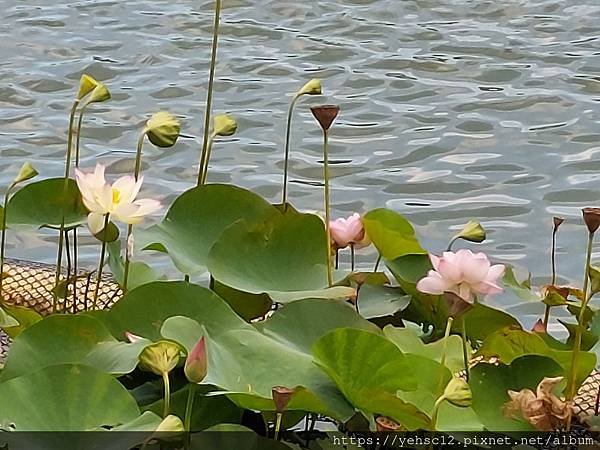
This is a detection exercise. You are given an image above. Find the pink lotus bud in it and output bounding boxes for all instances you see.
[125,331,143,343]
[271,386,296,413]
[329,213,370,250]
[184,336,208,384]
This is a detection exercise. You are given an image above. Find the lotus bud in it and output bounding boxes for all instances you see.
[138,340,182,376]
[184,336,208,384]
[86,83,111,105]
[271,386,296,413]
[582,208,600,234]
[375,416,401,432]
[310,105,340,132]
[212,114,237,137]
[155,415,185,433]
[296,79,322,97]
[12,162,38,185]
[454,220,486,244]
[442,377,472,408]
[76,74,100,100]
[553,217,565,231]
[142,111,180,148]
[589,265,600,296]
[125,331,143,343]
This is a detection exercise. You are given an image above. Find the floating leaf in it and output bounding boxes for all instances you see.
[7,178,87,229]
[312,328,431,430]
[362,208,426,260]
[140,184,277,275]
[208,211,354,303]
[0,364,140,431]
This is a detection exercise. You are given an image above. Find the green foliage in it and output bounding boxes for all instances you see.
[6,178,87,229]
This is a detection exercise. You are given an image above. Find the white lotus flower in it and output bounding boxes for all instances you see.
[75,164,161,234]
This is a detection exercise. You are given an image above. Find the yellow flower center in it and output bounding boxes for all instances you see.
[112,188,121,205]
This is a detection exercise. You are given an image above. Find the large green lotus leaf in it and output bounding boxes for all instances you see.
[476,326,596,391]
[362,208,426,260]
[208,212,354,303]
[0,364,140,431]
[103,281,252,341]
[470,355,563,431]
[161,316,355,421]
[257,298,381,353]
[383,325,466,374]
[140,184,278,275]
[312,328,432,430]
[0,314,146,381]
[457,303,522,342]
[356,285,410,319]
[7,178,87,229]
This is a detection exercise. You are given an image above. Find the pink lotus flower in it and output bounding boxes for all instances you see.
[329,213,370,249]
[416,249,505,302]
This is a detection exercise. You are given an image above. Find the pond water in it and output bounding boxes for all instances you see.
[1,0,600,310]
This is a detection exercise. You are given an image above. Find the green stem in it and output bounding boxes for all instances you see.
[282,95,300,208]
[0,185,14,300]
[447,235,459,252]
[74,103,90,167]
[199,135,215,186]
[197,0,222,186]
[323,130,333,287]
[437,316,454,395]
[184,384,196,436]
[373,254,382,272]
[91,214,110,310]
[430,396,445,431]
[543,228,560,330]
[162,371,171,418]
[123,133,146,293]
[461,316,470,382]
[567,231,595,403]
[274,412,283,440]
[53,99,80,313]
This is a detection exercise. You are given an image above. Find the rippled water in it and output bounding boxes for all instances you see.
[1,0,600,315]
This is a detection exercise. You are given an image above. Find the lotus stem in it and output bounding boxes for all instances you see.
[184,384,196,444]
[566,230,595,428]
[461,316,470,382]
[0,185,14,300]
[437,316,454,395]
[430,395,445,431]
[322,130,333,287]
[199,135,215,186]
[373,254,381,272]
[274,412,283,440]
[446,235,459,252]
[197,0,222,186]
[162,371,171,418]
[282,95,300,209]
[53,100,80,313]
[91,213,110,310]
[122,133,147,292]
[350,243,355,272]
[543,225,561,329]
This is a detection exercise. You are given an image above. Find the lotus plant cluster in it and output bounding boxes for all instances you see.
[1,3,600,447]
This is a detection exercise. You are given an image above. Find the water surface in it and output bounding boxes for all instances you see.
[1,1,600,324]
